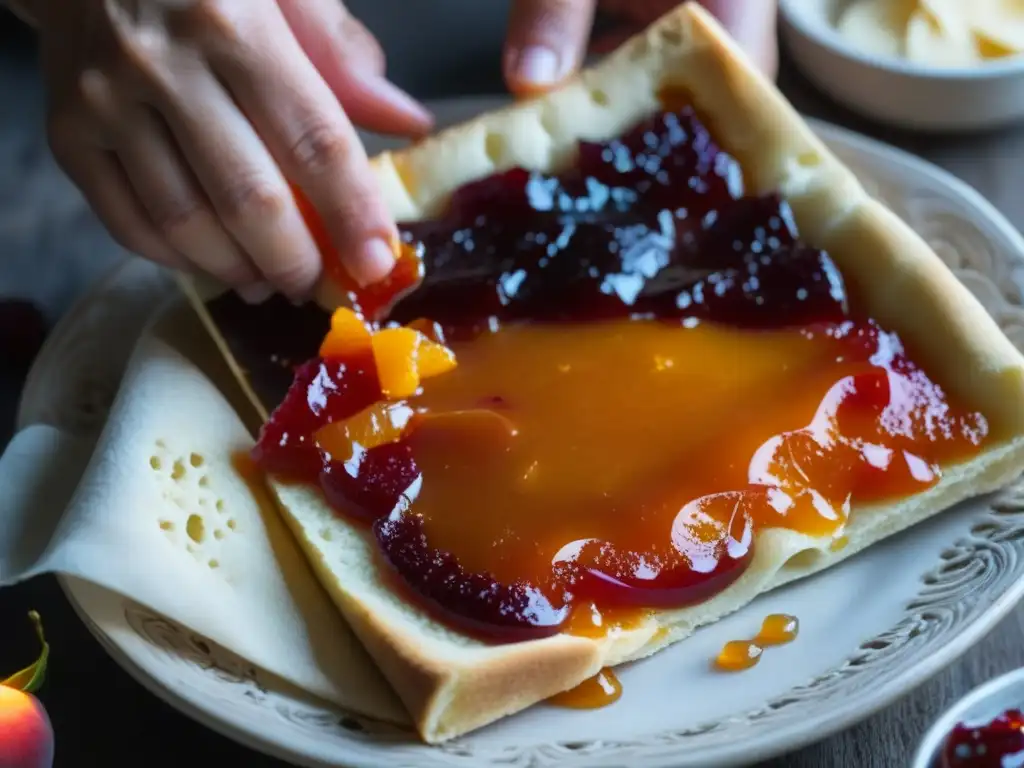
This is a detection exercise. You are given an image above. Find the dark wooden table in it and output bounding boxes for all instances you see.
[3,5,1024,766]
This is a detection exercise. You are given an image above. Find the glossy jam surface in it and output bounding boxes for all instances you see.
[302,105,844,330]
[755,614,799,646]
[247,102,991,644]
[715,641,763,672]
[548,669,623,709]
[255,313,987,640]
[941,709,1024,767]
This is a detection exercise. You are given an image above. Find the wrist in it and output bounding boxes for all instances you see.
[6,0,38,27]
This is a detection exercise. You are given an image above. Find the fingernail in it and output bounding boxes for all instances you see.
[350,237,396,288]
[355,74,434,132]
[237,282,274,305]
[513,46,562,88]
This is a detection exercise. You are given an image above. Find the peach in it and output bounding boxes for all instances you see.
[0,613,53,768]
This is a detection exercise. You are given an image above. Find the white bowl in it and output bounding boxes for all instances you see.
[778,0,1024,132]
[911,667,1024,768]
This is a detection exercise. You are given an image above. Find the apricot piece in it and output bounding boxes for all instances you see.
[370,327,458,399]
[405,318,447,346]
[319,307,372,360]
[0,612,54,768]
[315,401,415,462]
[372,328,422,399]
[416,337,458,380]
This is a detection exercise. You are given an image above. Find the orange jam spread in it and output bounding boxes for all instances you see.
[240,99,992,643]
[754,614,799,646]
[715,640,763,672]
[404,321,911,584]
[548,669,623,709]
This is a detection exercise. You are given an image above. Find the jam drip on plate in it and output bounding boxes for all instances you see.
[251,103,990,643]
[941,709,1024,767]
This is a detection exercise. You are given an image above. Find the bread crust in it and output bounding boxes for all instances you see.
[178,1,1024,744]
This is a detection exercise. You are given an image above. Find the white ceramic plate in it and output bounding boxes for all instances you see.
[16,99,1024,768]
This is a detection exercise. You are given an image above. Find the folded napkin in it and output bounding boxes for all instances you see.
[0,313,408,725]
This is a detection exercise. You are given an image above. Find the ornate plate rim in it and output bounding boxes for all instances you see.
[19,106,1024,768]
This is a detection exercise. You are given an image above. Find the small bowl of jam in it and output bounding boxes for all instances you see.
[912,668,1024,768]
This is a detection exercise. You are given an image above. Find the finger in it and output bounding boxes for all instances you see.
[146,69,324,301]
[504,0,597,95]
[700,0,779,76]
[277,0,433,137]
[51,140,188,272]
[45,70,186,270]
[280,0,386,77]
[107,103,270,298]
[208,3,401,287]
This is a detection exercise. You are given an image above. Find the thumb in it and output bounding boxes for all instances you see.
[278,0,434,137]
[504,0,597,95]
[699,0,779,77]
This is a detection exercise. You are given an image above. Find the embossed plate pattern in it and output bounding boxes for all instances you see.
[15,103,1024,768]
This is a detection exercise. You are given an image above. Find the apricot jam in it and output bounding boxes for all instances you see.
[713,614,798,673]
[715,641,763,672]
[548,669,623,709]
[941,709,1024,767]
[239,102,990,643]
[755,614,799,646]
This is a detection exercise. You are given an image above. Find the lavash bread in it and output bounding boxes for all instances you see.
[178,2,1024,744]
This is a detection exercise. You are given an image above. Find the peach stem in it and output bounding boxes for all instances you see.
[1,612,49,694]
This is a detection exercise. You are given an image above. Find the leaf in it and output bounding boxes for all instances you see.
[1,611,49,694]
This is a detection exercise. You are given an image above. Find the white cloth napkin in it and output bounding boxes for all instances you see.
[0,323,408,725]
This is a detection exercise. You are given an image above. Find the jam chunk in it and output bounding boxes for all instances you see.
[254,316,451,524]
[252,355,379,480]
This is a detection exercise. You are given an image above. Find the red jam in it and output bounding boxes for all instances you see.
[941,709,1024,767]
[237,100,990,643]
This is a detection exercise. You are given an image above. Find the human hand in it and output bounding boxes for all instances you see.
[503,0,779,94]
[37,0,432,304]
